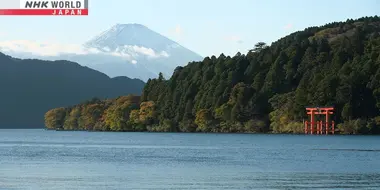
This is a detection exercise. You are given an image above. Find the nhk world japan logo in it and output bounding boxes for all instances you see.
[0,0,88,16]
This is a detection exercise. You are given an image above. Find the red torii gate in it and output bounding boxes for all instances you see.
[304,106,335,135]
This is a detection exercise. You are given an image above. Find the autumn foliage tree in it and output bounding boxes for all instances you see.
[45,107,67,130]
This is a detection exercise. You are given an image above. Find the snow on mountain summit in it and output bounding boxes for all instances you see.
[84,23,185,54]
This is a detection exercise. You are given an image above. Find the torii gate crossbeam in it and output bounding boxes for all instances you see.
[304,106,335,135]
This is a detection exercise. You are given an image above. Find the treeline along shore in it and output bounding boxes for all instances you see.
[45,16,380,134]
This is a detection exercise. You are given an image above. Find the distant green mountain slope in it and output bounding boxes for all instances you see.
[0,53,145,128]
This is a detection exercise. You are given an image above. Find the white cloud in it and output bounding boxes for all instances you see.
[109,51,132,60]
[159,51,169,57]
[0,40,100,56]
[102,46,111,52]
[130,46,158,57]
[131,60,137,64]
[0,40,170,60]
[114,45,170,59]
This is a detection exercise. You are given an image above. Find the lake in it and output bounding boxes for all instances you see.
[0,129,380,190]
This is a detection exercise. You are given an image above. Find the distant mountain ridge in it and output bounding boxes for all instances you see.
[0,24,203,81]
[0,52,145,128]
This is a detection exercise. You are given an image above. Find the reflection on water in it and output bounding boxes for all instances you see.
[0,130,380,190]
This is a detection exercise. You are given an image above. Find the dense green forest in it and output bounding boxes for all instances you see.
[0,53,144,128]
[45,16,380,134]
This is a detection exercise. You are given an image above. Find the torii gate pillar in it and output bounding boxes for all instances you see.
[304,106,335,135]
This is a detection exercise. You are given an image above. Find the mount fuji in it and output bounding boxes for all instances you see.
[0,24,203,81]
[83,23,203,80]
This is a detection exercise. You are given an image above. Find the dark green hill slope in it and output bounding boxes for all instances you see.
[140,16,380,134]
[45,16,380,134]
[0,53,144,128]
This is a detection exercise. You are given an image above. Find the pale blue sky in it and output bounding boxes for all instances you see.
[0,0,379,56]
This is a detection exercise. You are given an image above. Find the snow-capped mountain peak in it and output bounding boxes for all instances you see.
[84,23,184,54]
[82,23,203,81]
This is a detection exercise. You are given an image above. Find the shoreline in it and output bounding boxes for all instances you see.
[2,128,379,135]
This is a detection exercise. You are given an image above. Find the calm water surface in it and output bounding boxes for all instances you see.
[0,129,380,190]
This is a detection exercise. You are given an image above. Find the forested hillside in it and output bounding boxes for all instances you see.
[0,53,145,128]
[45,16,380,134]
